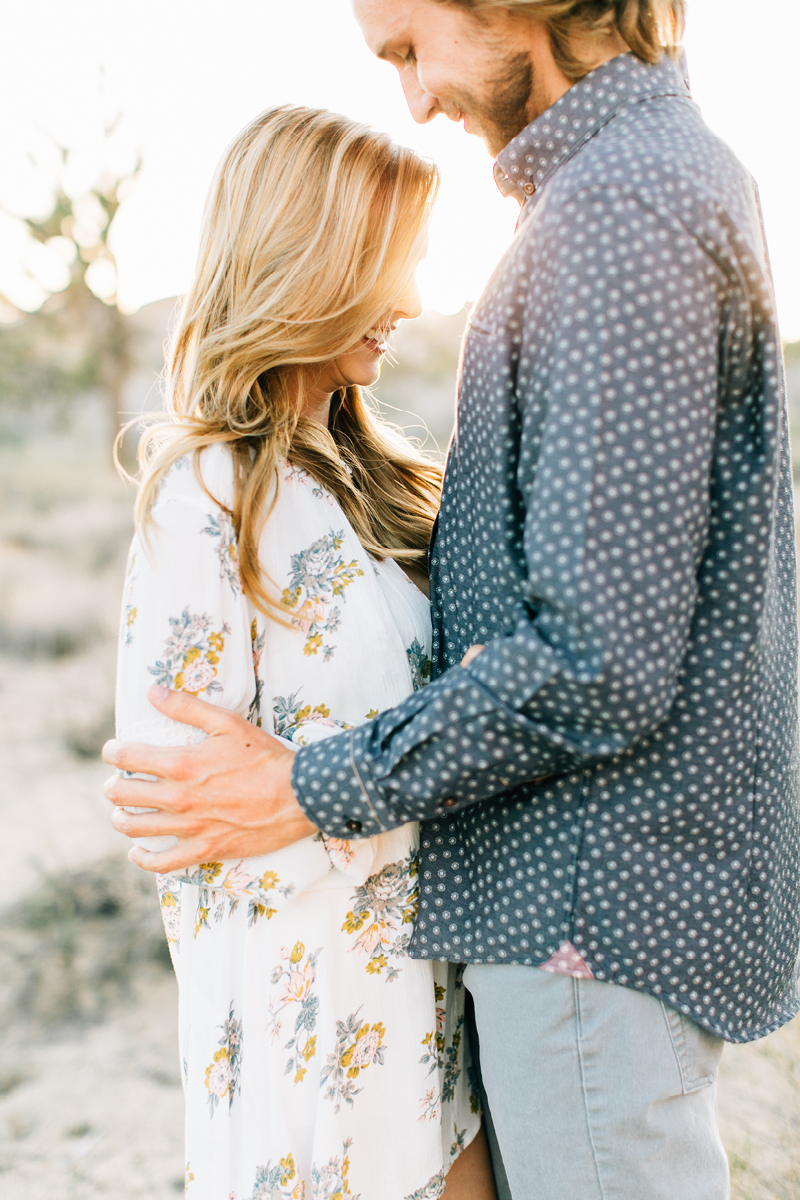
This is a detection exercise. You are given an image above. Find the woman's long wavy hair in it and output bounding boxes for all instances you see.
[133,106,442,617]
[440,0,685,81]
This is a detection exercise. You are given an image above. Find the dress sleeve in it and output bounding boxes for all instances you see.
[115,486,255,850]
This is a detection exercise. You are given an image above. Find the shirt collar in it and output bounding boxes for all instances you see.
[494,51,691,203]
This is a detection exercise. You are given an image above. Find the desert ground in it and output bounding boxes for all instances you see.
[0,313,799,1198]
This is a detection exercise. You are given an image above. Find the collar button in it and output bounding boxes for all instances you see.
[523,182,535,195]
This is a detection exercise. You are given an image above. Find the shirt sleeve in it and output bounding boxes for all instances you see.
[116,486,256,850]
[292,186,727,837]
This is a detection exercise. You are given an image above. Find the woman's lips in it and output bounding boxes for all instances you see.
[362,327,389,353]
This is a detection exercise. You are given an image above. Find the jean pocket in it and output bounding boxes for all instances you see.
[661,1003,723,1094]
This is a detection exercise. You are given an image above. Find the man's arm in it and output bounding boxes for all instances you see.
[106,186,726,868]
[292,187,726,837]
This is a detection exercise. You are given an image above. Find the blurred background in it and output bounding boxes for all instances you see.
[0,2,798,1197]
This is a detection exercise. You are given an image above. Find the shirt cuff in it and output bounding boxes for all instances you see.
[292,724,393,838]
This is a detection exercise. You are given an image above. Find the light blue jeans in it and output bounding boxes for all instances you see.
[464,964,730,1200]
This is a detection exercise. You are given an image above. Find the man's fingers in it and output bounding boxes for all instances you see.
[128,838,209,875]
[110,803,198,839]
[103,769,187,810]
[146,685,232,735]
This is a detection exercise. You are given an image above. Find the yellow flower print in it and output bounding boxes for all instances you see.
[267,945,322,1084]
[341,853,418,980]
[303,633,323,657]
[204,1003,242,1116]
[309,1140,354,1199]
[365,708,379,720]
[247,1151,308,1199]
[205,1047,230,1098]
[249,902,277,923]
[342,909,369,934]
[281,530,364,660]
[127,607,137,627]
[279,1153,297,1188]
[259,870,279,891]
[196,906,210,936]
[158,883,181,946]
[198,862,223,884]
[321,1014,387,1110]
[150,610,230,696]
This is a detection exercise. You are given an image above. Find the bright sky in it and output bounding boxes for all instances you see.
[2,0,799,336]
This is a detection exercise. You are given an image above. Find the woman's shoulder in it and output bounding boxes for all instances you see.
[155,442,236,513]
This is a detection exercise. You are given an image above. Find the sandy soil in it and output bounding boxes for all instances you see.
[0,971,184,1200]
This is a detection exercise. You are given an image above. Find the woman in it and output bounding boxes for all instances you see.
[116,107,497,1200]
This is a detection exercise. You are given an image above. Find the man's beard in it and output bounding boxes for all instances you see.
[447,49,536,157]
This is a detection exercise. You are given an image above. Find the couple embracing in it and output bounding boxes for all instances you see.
[107,2,800,1198]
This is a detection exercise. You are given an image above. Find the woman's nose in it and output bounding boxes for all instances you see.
[393,278,423,322]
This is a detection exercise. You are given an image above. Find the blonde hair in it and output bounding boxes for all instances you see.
[134,106,441,616]
[441,0,685,81]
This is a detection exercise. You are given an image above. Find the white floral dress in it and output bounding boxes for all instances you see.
[115,444,480,1200]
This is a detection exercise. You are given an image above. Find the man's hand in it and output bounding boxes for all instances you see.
[102,685,317,873]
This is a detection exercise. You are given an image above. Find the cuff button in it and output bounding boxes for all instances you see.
[346,819,363,833]
[442,797,457,809]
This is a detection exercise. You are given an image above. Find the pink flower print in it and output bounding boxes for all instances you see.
[354,920,390,957]
[179,654,217,695]
[222,862,258,895]
[347,1027,382,1070]
[292,597,329,635]
[418,1087,439,1123]
[205,1050,230,1099]
[281,959,315,1004]
[326,838,356,870]
[435,1006,446,1034]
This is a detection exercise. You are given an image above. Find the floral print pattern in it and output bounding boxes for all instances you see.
[280,532,364,661]
[310,1140,357,1200]
[267,941,322,1084]
[171,861,295,935]
[403,1172,445,1200]
[284,463,334,506]
[405,639,432,691]
[148,609,229,696]
[202,510,242,597]
[341,854,418,981]
[121,553,139,645]
[204,1003,242,1116]
[157,874,181,949]
[274,690,351,745]
[245,1153,304,1200]
[320,1011,387,1113]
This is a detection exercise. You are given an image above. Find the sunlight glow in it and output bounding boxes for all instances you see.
[1,1,798,336]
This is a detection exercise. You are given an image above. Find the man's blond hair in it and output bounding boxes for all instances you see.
[439,0,685,81]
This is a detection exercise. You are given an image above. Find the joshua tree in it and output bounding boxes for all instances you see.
[0,125,142,448]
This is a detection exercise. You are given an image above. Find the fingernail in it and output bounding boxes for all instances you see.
[150,685,169,700]
[102,740,120,764]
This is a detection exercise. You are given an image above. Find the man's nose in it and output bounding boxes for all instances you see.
[400,70,442,124]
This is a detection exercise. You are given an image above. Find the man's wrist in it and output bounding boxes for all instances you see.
[292,726,391,838]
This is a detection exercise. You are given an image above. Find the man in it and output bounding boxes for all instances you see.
[105,2,800,1196]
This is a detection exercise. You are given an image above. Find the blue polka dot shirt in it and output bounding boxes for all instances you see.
[293,52,800,1042]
